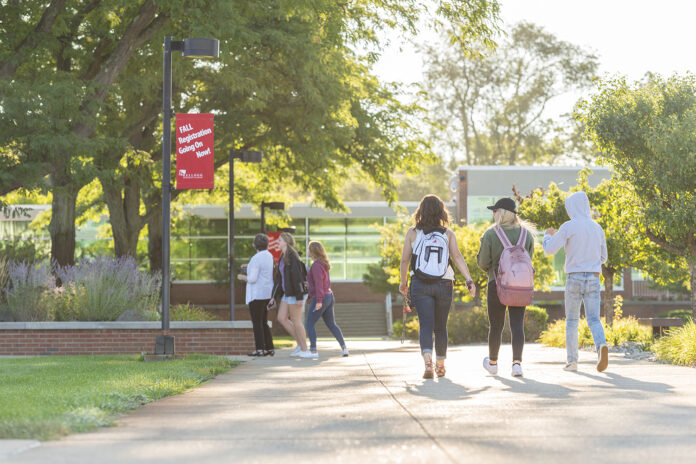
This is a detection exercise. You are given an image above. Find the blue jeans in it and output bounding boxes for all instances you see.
[565,272,606,363]
[410,277,453,360]
[305,293,345,351]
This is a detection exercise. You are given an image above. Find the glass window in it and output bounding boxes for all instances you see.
[309,218,346,235]
[329,261,346,281]
[312,237,345,257]
[190,238,227,259]
[234,219,261,235]
[345,236,380,258]
[173,217,227,236]
[347,218,381,235]
[467,196,497,224]
[346,258,381,280]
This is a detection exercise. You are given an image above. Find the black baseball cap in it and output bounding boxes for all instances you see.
[487,197,517,214]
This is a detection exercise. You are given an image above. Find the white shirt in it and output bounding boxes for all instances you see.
[245,250,274,304]
[542,191,608,274]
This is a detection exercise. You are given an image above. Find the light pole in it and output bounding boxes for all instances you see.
[160,36,219,355]
[260,201,284,233]
[228,149,263,320]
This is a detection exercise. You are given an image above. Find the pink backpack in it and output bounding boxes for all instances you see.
[493,226,534,307]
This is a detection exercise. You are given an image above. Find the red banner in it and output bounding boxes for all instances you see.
[175,113,214,189]
[266,232,282,263]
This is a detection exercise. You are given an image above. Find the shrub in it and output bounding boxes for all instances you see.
[170,304,219,321]
[448,307,489,344]
[0,239,47,264]
[53,256,160,321]
[658,310,693,324]
[653,321,696,366]
[392,315,419,340]
[539,316,652,349]
[2,261,55,321]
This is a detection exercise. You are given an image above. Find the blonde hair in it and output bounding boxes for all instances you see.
[308,241,331,270]
[495,209,538,235]
[279,232,300,262]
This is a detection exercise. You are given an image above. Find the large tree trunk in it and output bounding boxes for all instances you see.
[602,265,615,325]
[690,262,696,322]
[101,173,144,257]
[49,178,78,267]
[147,197,162,273]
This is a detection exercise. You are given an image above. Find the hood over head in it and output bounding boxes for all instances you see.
[565,191,592,220]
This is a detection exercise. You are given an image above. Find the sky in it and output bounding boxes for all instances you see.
[372,0,696,118]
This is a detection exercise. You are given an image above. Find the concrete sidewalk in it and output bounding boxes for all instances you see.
[5,341,696,464]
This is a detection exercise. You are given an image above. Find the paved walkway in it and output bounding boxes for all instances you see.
[5,341,696,463]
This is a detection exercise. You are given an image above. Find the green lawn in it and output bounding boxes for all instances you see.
[0,354,237,440]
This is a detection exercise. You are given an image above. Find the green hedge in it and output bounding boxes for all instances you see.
[392,305,549,345]
[539,316,653,349]
[653,321,696,366]
[658,310,693,324]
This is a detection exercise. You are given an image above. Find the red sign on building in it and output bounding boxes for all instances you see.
[175,113,214,189]
[266,232,283,263]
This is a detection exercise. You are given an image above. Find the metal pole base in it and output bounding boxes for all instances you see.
[155,335,175,355]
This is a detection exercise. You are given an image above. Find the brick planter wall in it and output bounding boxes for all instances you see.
[0,321,260,356]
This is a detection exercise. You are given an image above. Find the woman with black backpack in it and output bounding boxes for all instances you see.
[399,195,476,379]
[477,197,536,378]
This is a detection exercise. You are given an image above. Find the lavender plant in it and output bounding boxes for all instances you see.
[53,256,161,321]
[3,261,55,321]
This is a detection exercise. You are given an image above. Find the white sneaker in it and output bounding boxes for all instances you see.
[342,348,349,357]
[290,346,301,357]
[299,350,318,359]
[511,363,523,377]
[564,362,578,372]
[483,357,498,375]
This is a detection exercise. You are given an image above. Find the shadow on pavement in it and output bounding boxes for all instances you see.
[495,376,577,399]
[574,370,674,394]
[405,377,490,401]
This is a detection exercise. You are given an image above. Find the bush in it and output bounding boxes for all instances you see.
[392,305,549,345]
[658,310,693,324]
[653,321,696,366]
[0,239,47,264]
[170,304,219,321]
[539,316,652,349]
[448,307,489,344]
[52,256,160,321]
[2,261,55,321]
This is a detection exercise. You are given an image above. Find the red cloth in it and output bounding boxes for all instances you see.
[308,260,331,303]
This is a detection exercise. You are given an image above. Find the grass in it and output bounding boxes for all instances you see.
[273,336,297,349]
[0,354,237,440]
[653,321,696,366]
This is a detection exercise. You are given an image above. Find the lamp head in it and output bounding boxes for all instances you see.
[182,38,219,58]
[263,202,285,210]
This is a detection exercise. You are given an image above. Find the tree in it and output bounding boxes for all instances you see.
[363,217,554,306]
[1,0,502,268]
[515,171,647,323]
[422,21,598,165]
[579,74,696,318]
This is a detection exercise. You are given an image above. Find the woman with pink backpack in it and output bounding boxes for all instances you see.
[477,198,536,377]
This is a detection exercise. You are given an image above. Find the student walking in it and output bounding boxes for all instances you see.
[399,195,476,379]
[542,191,609,372]
[270,232,312,358]
[304,241,348,359]
[477,198,535,378]
[238,234,275,356]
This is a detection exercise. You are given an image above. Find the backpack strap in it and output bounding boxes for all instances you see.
[515,228,527,248]
[493,226,513,248]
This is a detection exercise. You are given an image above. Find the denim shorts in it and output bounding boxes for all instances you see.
[281,295,300,304]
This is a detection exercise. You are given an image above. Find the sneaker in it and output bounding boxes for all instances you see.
[483,357,498,375]
[597,344,609,372]
[341,348,349,357]
[290,346,301,357]
[563,362,578,372]
[511,363,523,377]
[299,350,318,359]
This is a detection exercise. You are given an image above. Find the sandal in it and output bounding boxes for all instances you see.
[247,350,264,357]
[435,361,446,378]
[423,360,434,379]
[263,350,275,357]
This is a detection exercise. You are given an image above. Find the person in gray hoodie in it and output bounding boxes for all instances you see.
[542,191,609,372]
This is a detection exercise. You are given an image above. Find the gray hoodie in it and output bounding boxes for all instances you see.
[542,191,608,274]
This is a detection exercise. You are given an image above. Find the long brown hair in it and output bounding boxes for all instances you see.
[308,241,331,270]
[413,194,450,230]
[280,232,301,263]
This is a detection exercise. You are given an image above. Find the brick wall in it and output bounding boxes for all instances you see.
[0,322,256,356]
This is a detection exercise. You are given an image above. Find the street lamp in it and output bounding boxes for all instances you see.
[261,201,285,233]
[159,36,219,355]
[229,149,263,321]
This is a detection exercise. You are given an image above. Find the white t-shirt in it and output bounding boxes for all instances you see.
[245,250,274,304]
[411,228,455,281]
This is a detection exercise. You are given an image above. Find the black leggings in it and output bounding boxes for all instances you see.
[487,281,525,362]
[249,299,274,351]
